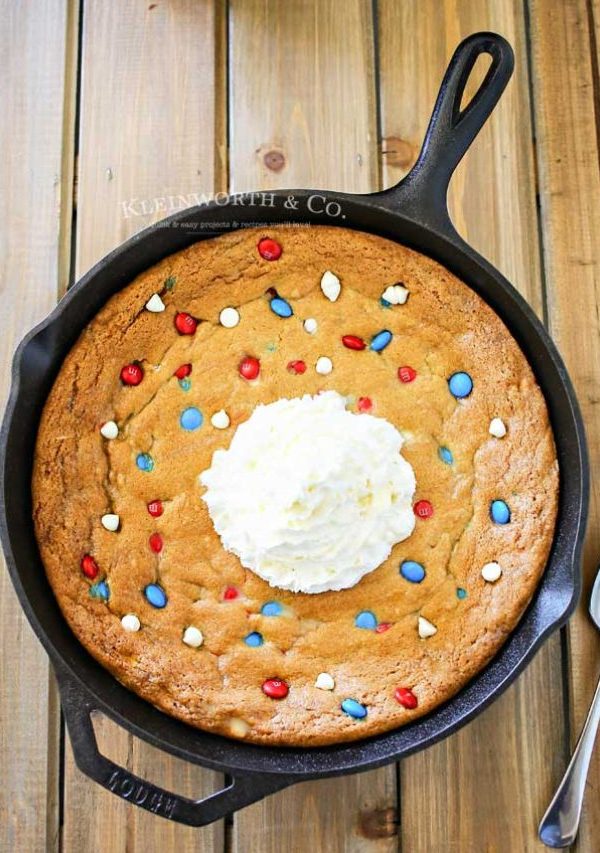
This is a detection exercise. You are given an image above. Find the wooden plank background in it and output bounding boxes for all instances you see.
[1,1,599,850]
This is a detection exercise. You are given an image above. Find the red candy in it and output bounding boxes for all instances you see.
[287,360,306,375]
[257,237,282,261]
[120,363,144,386]
[149,532,163,553]
[174,363,192,379]
[376,622,392,633]
[239,356,260,380]
[174,312,197,335]
[357,397,372,412]
[413,500,434,519]
[342,334,366,351]
[223,586,239,600]
[262,678,289,699]
[395,687,418,709]
[398,365,417,383]
[147,500,164,517]
[81,555,99,579]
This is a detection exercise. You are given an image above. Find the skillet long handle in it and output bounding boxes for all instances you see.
[56,668,293,826]
[378,31,514,230]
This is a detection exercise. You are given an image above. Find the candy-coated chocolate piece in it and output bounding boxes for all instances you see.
[120,363,143,386]
[438,446,453,465]
[180,406,203,431]
[244,631,264,647]
[239,356,260,380]
[149,532,163,553]
[270,297,293,318]
[489,417,507,438]
[144,583,167,608]
[100,420,118,439]
[303,318,318,334]
[355,610,377,629]
[418,616,437,638]
[147,500,163,517]
[482,562,503,582]
[287,360,306,375]
[395,687,418,709]
[370,330,392,352]
[341,698,367,719]
[121,614,141,632]
[457,587,468,599]
[342,334,366,351]
[174,363,192,379]
[400,560,426,583]
[261,601,283,616]
[257,237,282,260]
[136,452,154,472]
[398,365,417,383]
[315,356,333,375]
[223,586,239,600]
[490,500,511,525]
[101,513,119,532]
[90,580,109,600]
[381,284,409,305]
[448,371,473,399]
[81,554,99,579]
[357,396,372,412]
[413,500,433,519]
[320,270,341,301]
[219,306,240,328]
[145,293,165,313]
[375,622,392,633]
[183,626,204,647]
[262,678,289,699]
[174,312,197,335]
[315,672,335,690]
[179,378,191,391]
[211,409,230,429]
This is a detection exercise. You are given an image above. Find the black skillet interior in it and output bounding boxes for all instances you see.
[0,33,589,827]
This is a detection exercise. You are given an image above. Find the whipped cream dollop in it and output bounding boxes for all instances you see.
[200,391,416,593]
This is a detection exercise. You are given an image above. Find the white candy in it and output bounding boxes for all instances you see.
[100,420,119,440]
[482,562,503,583]
[211,409,230,429]
[145,293,165,313]
[489,418,507,438]
[303,317,318,334]
[381,284,409,305]
[219,307,240,328]
[182,626,204,648]
[121,614,140,632]
[418,616,437,639]
[315,672,335,690]
[320,271,341,302]
[101,513,120,532]
[315,356,333,375]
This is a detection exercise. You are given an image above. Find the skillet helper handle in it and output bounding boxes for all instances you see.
[381,32,514,228]
[57,670,293,826]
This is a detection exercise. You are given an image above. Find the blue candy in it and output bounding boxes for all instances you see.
[144,583,167,608]
[380,297,391,308]
[90,580,109,601]
[456,587,468,600]
[355,610,377,629]
[370,329,393,352]
[136,452,154,472]
[400,560,426,583]
[244,631,264,647]
[180,406,203,431]
[448,371,473,399]
[490,499,511,525]
[438,446,453,465]
[270,297,293,318]
[261,601,283,616]
[341,698,367,719]
[178,378,191,391]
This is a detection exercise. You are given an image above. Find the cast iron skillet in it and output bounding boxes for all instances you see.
[0,32,589,826]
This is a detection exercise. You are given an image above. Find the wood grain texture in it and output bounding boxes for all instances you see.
[61,3,226,851]
[0,1,77,850]
[228,1,397,849]
[530,1,600,850]
[378,2,567,850]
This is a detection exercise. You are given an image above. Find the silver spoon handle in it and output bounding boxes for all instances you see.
[539,674,600,847]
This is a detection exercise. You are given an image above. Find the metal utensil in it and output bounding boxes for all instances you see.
[539,569,600,847]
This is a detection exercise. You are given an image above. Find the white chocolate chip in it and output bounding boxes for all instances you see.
[381,284,409,305]
[219,307,240,328]
[145,293,165,313]
[303,317,318,334]
[320,270,341,302]
[315,672,335,690]
[101,513,120,532]
[211,409,230,429]
[182,626,204,647]
[121,614,140,632]
[482,562,503,583]
[100,420,119,440]
[315,356,333,375]
[418,616,437,639]
[489,417,507,438]
[229,717,250,737]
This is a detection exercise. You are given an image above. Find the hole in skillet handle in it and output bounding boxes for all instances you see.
[56,667,294,826]
[377,31,514,232]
